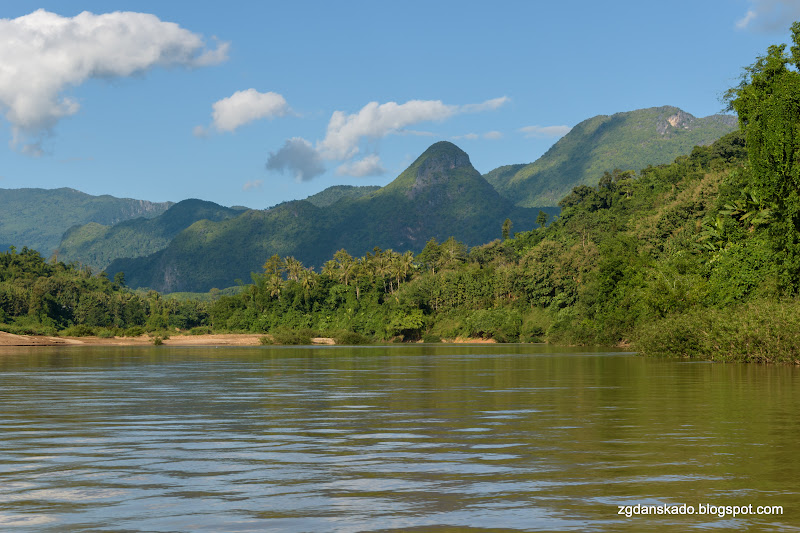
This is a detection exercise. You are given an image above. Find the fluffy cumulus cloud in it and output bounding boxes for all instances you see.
[736,0,800,31]
[519,125,572,139]
[266,137,326,182]
[266,96,509,180]
[335,154,385,177]
[196,89,290,135]
[319,100,457,160]
[318,96,510,160]
[0,9,228,153]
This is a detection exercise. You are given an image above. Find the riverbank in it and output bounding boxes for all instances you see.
[0,331,498,347]
[0,331,279,347]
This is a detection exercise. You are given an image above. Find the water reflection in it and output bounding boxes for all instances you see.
[0,345,798,531]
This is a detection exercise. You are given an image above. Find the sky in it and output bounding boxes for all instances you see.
[1,0,798,209]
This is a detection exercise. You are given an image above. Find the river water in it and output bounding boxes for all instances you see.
[0,345,797,531]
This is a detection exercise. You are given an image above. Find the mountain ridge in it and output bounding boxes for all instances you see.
[0,187,173,255]
[485,106,738,206]
[107,141,551,292]
[57,199,240,271]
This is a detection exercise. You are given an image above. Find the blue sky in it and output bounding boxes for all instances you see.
[0,1,797,208]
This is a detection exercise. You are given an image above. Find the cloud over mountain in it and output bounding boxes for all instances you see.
[266,137,326,182]
[266,96,509,180]
[336,154,386,177]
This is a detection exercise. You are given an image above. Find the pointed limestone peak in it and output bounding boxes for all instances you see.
[382,141,479,197]
[415,141,472,176]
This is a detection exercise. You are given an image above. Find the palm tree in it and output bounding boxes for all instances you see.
[267,275,283,298]
[284,256,304,282]
[333,249,356,286]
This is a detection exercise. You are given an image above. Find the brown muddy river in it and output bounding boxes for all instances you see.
[0,345,797,531]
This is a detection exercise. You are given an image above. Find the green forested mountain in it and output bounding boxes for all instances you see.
[56,199,240,271]
[108,142,556,292]
[0,187,172,256]
[304,185,381,207]
[485,106,738,207]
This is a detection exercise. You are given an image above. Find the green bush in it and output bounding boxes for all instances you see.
[421,333,441,343]
[633,298,800,363]
[520,323,545,343]
[1,317,57,336]
[62,324,96,337]
[96,328,118,338]
[333,330,372,345]
[123,326,146,337]
[461,308,522,342]
[270,328,313,345]
[190,326,212,335]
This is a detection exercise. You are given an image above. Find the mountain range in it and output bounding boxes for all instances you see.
[0,188,171,255]
[484,106,737,206]
[105,142,554,292]
[0,105,739,293]
[56,199,243,270]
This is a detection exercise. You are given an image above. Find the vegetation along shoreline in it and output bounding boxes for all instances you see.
[4,26,800,364]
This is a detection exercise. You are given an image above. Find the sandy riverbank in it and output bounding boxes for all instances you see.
[0,331,497,347]
[0,331,295,347]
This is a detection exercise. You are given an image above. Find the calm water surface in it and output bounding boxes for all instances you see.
[0,345,798,532]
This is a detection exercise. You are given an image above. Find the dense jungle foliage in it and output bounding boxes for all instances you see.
[4,27,800,363]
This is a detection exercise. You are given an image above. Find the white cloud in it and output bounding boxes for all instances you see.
[242,179,263,191]
[519,125,572,139]
[318,96,510,160]
[0,9,229,153]
[264,96,508,182]
[484,130,503,140]
[452,133,480,140]
[336,154,386,177]
[207,89,290,133]
[266,137,326,182]
[736,9,758,29]
[736,0,800,31]
[461,96,511,113]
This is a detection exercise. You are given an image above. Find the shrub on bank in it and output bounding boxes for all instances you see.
[270,328,315,345]
[61,324,96,337]
[333,330,372,345]
[633,298,800,363]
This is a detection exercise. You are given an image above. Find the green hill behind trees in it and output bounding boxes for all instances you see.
[56,199,241,271]
[0,188,172,256]
[107,142,556,292]
[485,106,738,206]
[304,185,381,207]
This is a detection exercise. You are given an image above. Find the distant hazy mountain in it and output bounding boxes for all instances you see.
[304,185,381,207]
[485,106,738,206]
[108,142,556,292]
[56,199,241,271]
[0,187,172,255]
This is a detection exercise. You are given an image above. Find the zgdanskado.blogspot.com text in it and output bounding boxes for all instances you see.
[617,503,783,518]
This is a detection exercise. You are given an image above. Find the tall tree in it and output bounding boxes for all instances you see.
[725,21,800,223]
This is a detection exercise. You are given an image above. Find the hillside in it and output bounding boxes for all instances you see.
[0,187,172,256]
[56,199,241,271]
[485,106,738,206]
[108,142,557,292]
[304,185,380,207]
